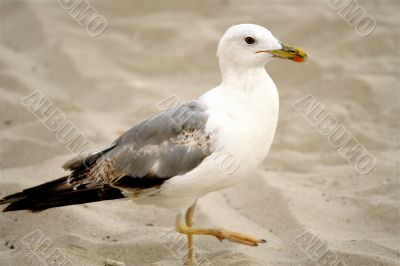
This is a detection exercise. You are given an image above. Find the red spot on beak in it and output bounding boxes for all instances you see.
[293,56,304,63]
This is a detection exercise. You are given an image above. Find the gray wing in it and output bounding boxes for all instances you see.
[63,100,212,193]
[0,101,213,212]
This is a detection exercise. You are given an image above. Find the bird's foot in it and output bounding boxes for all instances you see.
[176,213,266,247]
[212,229,266,246]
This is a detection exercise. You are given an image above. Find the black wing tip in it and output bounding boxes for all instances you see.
[1,185,126,213]
[2,204,31,212]
[0,192,38,212]
[2,201,47,212]
[0,193,26,204]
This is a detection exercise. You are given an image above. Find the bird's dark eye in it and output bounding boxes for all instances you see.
[245,37,255,44]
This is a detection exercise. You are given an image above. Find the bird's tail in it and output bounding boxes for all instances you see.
[0,176,125,212]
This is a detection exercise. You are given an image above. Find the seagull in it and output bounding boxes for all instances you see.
[0,24,306,265]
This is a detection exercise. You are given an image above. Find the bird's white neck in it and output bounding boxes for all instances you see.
[197,61,280,180]
[218,61,278,110]
[200,62,279,125]
[219,60,270,91]
[219,61,266,85]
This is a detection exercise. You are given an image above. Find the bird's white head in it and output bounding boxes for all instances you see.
[217,24,307,69]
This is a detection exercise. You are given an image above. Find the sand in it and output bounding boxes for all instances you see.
[0,0,399,265]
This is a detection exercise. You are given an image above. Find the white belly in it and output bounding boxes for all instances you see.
[155,82,279,208]
[207,100,279,178]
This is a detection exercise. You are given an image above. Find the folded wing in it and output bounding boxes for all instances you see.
[1,101,213,212]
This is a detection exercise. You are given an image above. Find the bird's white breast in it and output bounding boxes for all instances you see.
[156,70,279,209]
[201,73,279,179]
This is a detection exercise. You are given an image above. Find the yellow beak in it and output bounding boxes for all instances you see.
[256,43,308,63]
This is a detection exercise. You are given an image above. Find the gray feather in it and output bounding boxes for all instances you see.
[64,100,212,191]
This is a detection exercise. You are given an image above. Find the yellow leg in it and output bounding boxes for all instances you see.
[176,207,266,252]
[185,201,197,266]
